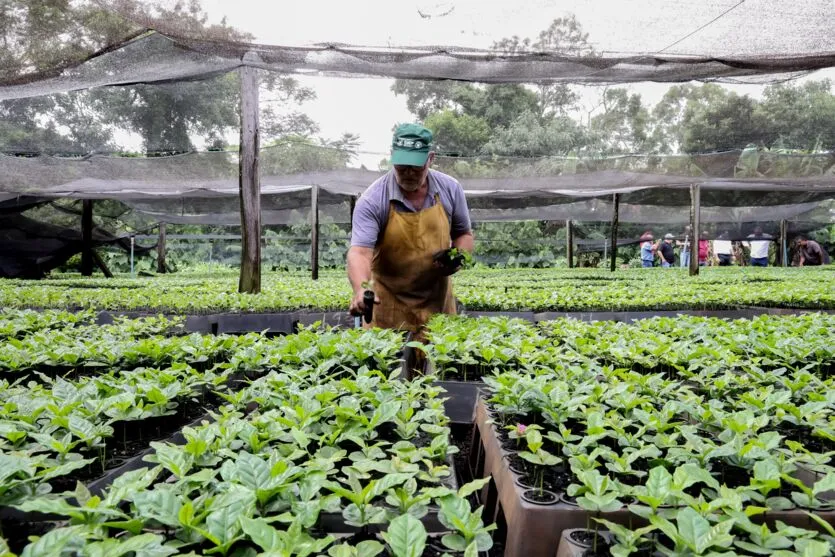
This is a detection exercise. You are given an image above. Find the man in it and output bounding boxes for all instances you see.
[678,226,691,268]
[745,226,772,267]
[347,123,474,332]
[698,231,711,266]
[657,233,676,268]
[639,232,655,268]
[797,236,829,266]
[713,231,733,266]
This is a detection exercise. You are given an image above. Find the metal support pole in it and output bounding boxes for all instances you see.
[156,222,167,274]
[566,220,574,268]
[609,194,619,272]
[689,184,701,276]
[779,219,788,267]
[130,235,135,279]
[311,185,320,280]
[81,200,93,276]
[238,59,261,294]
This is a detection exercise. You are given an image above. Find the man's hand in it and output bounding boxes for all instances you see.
[349,290,380,316]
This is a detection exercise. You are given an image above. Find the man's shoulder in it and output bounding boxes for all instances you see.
[359,172,393,203]
[429,169,463,190]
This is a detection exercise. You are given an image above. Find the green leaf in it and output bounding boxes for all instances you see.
[696,517,735,553]
[21,527,85,557]
[645,466,672,505]
[206,489,253,546]
[147,443,193,478]
[370,473,414,499]
[813,473,835,496]
[797,539,832,557]
[676,507,709,551]
[356,540,385,557]
[441,533,468,552]
[133,489,182,528]
[240,516,282,552]
[381,514,427,557]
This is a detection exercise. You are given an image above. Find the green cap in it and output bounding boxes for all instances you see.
[391,123,433,166]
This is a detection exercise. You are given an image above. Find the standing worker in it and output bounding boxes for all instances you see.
[713,231,733,266]
[639,232,655,268]
[745,226,773,267]
[657,233,676,268]
[347,123,474,332]
[698,231,711,266]
[678,226,692,268]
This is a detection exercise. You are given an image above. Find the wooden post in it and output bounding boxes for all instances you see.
[689,184,701,276]
[609,194,619,272]
[779,219,788,267]
[311,185,320,280]
[81,199,93,276]
[91,250,113,278]
[566,220,574,268]
[156,222,167,274]
[349,195,357,229]
[238,62,261,294]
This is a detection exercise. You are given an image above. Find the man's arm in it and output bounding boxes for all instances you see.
[448,181,473,254]
[453,231,474,253]
[347,193,382,314]
[347,246,378,314]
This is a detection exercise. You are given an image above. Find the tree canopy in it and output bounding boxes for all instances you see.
[0,0,343,157]
[392,18,835,164]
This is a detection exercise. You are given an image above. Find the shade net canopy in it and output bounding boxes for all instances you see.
[1,145,834,225]
[3,0,835,101]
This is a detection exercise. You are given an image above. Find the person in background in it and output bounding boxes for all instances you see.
[797,236,829,266]
[640,231,655,268]
[698,231,711,266]
[656,233,676,268]
[713,231,733,266]
[678,225,692,268]
[745,226,773,267]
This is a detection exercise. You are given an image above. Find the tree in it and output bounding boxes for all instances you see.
[681,91,764,153]
[492,15,596,117]
[587,88,650,154]
[0,0,321,155]
[423,110,491,155]
[482,110,585,157]
[758,80,835,151]
[392,16,596,157]
[648,84,764,153]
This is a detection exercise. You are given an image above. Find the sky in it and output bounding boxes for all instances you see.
[166,0,835,169]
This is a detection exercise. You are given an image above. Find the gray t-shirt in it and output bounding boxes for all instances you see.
[350,169,472,248]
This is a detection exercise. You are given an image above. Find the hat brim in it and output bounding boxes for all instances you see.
[391,149,429,166]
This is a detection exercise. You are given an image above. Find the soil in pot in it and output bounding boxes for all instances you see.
[521,488,558,505]
[514,467,571,493]
[569,530,611,556]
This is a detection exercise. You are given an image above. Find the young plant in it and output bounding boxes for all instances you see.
[517,427,561,494]
[437,494,496,553]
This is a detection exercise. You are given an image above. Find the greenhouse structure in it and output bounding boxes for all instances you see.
[1,1,834,556]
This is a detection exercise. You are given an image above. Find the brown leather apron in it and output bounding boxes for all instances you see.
[369,194,457,334]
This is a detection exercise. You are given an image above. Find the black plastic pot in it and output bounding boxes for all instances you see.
[521,488,558,506]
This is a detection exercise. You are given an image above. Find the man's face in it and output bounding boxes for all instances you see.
[393,153,434,192]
